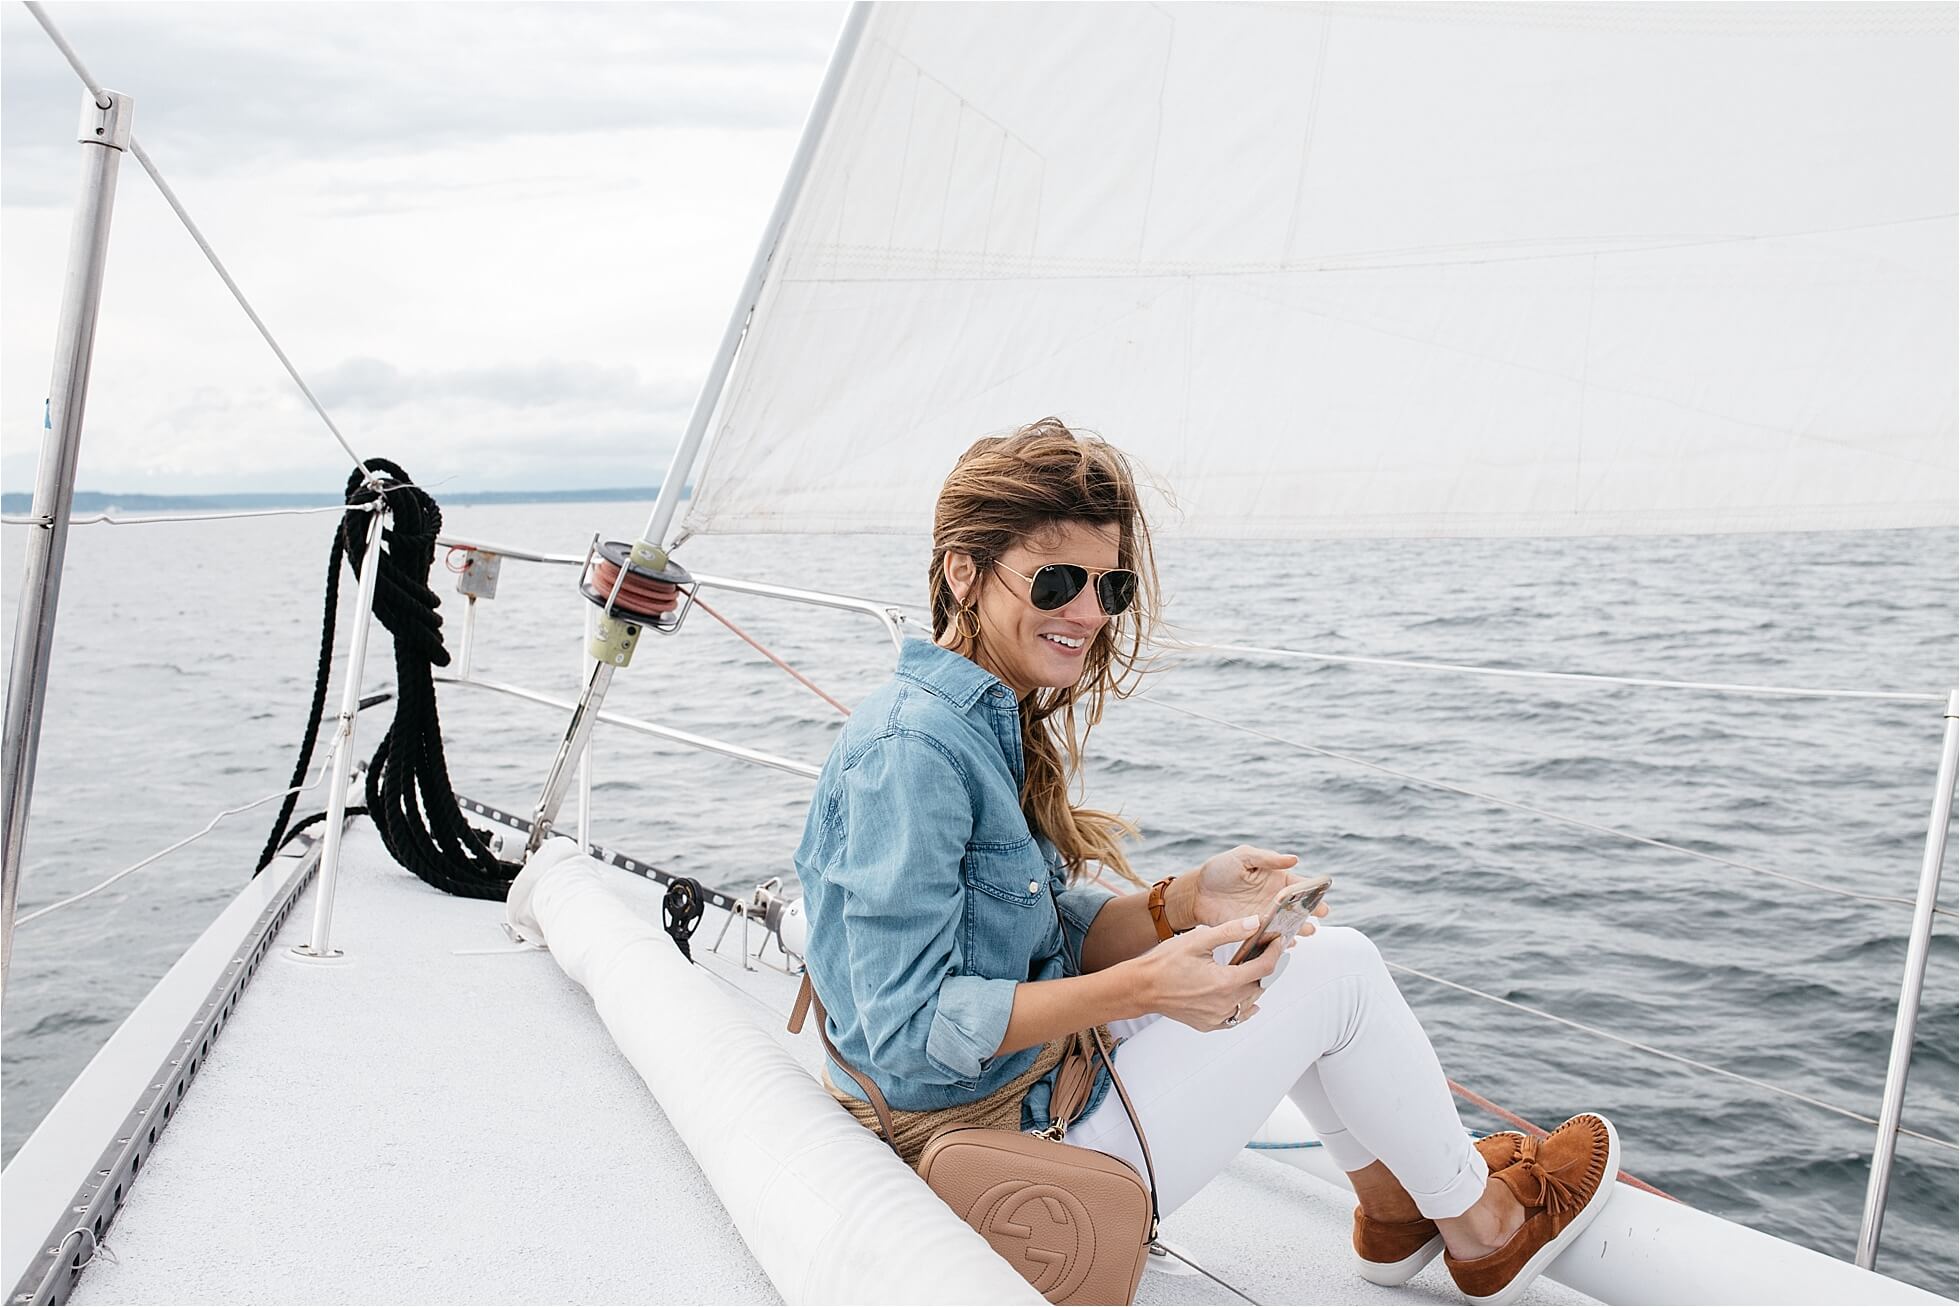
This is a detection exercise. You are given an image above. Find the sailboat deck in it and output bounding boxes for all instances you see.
[67,823,1586,1305]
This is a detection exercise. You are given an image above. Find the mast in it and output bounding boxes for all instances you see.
[1,87,134,999]
[521,0,873,854]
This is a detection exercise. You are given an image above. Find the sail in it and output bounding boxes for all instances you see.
[681,2,1958,540]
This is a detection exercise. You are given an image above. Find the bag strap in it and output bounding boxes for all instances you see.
[1086,1024,1161,1242]
[792,971,1161,1240]
[792,972,902,1155]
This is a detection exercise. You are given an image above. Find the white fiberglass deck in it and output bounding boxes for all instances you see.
[69,822,1587,1305]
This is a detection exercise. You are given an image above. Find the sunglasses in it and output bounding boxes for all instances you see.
[992,560,1139,616]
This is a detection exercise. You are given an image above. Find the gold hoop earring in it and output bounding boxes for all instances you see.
[954,603,980,642]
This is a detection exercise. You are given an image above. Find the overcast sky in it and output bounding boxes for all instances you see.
[1,1,846,494]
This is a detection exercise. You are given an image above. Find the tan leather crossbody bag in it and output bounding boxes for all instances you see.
[791,973,1161,1306]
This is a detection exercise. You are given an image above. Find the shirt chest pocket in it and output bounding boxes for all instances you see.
[960,837,1057,979]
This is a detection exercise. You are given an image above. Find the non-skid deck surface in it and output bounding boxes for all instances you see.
[73,826,776,1306]
[74,824,1589,1305]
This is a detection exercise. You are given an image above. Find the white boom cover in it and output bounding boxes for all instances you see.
[506,842,1043,1306]
[682,1,1957,540]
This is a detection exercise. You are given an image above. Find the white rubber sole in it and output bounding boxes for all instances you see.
[1460,1116,1621,1307]
[1351,1130,1529,1287]
[1355,1232,1445,1286]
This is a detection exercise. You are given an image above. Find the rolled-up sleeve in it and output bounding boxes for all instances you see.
[830,732,1015,1085]
[1055,880,1117,974]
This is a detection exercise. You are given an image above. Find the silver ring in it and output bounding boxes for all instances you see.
[1223,1001,1243,1027]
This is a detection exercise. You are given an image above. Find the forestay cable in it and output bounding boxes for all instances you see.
[1139,695,1958,919]
[1388,959,1959,1154]
[24,3,378,486]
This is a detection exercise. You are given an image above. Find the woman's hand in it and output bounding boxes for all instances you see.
[1129,917,1286,1031]
[1190,844,1327,932]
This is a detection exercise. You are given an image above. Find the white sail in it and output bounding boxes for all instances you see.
[680,1,1958,540]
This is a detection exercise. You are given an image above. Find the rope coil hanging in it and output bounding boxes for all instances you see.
[258,460,519,899]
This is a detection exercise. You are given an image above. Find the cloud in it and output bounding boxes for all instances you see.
[1,4,838,495]
[311,356,693,417]
[2,2,844,206]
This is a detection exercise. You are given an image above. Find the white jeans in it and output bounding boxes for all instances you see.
[1061,926,1489,1220]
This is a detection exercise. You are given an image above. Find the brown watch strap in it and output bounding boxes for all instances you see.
[1148,876,1180,940]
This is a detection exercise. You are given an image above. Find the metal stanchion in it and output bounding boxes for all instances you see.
[293,511,389,960]
[2,88,133,1002]
[1854,687,1959,1267]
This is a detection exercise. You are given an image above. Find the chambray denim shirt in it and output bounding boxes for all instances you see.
[795,637,1118,1126]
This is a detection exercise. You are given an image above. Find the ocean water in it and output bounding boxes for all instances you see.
[2,502,1955,1296]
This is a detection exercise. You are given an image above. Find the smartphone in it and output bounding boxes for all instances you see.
[1228,875,1333,965]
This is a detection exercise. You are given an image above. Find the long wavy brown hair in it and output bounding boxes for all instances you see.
[930,418,1161,886]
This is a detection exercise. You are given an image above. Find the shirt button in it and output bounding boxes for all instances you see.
[1029,879,1041,894]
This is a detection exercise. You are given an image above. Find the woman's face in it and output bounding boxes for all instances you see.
[943,519,1121,699]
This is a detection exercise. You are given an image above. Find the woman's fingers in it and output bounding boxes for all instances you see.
[1243,931,1286,975]
[1187,915,1262,954]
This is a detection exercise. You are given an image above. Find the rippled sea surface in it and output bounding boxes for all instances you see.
[3,503,1955,1295]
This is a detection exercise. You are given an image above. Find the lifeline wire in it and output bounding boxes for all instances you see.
[14,752,339,927]
[1389,959,1959,1154]
[1164,639,1948,704]
[2,503,378,527]
[1140,694,1956,919]
[23,2,377,486]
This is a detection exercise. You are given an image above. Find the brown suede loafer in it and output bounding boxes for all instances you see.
[1353,1131,1528,1286]
[1443,1113,1620,1305]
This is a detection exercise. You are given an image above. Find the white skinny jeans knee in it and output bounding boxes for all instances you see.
[1061,925,1488,1220]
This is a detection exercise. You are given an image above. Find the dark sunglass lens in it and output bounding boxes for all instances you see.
[1028,564,1088,610]
[1096,570,1138,615]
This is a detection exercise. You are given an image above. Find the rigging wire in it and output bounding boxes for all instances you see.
[22,2,109,107]
[1388,958,1959,1155]
[23,2,378,487]
[693,594,854,716]
[1139,694,1957,920]
[125,137,377,486]
[1163,639,1949,705]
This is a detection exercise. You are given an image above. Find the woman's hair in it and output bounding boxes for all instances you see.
[929,418,1161,886]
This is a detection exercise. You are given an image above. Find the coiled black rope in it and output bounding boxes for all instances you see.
[256,461,519,899]
[662,879,705,961]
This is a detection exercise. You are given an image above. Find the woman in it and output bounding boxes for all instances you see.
[793,419,1616,1305]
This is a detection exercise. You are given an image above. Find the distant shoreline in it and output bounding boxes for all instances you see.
[1,487,666,514]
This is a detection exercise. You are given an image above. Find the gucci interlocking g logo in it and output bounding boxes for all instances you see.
[966,1180,1097,1299]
